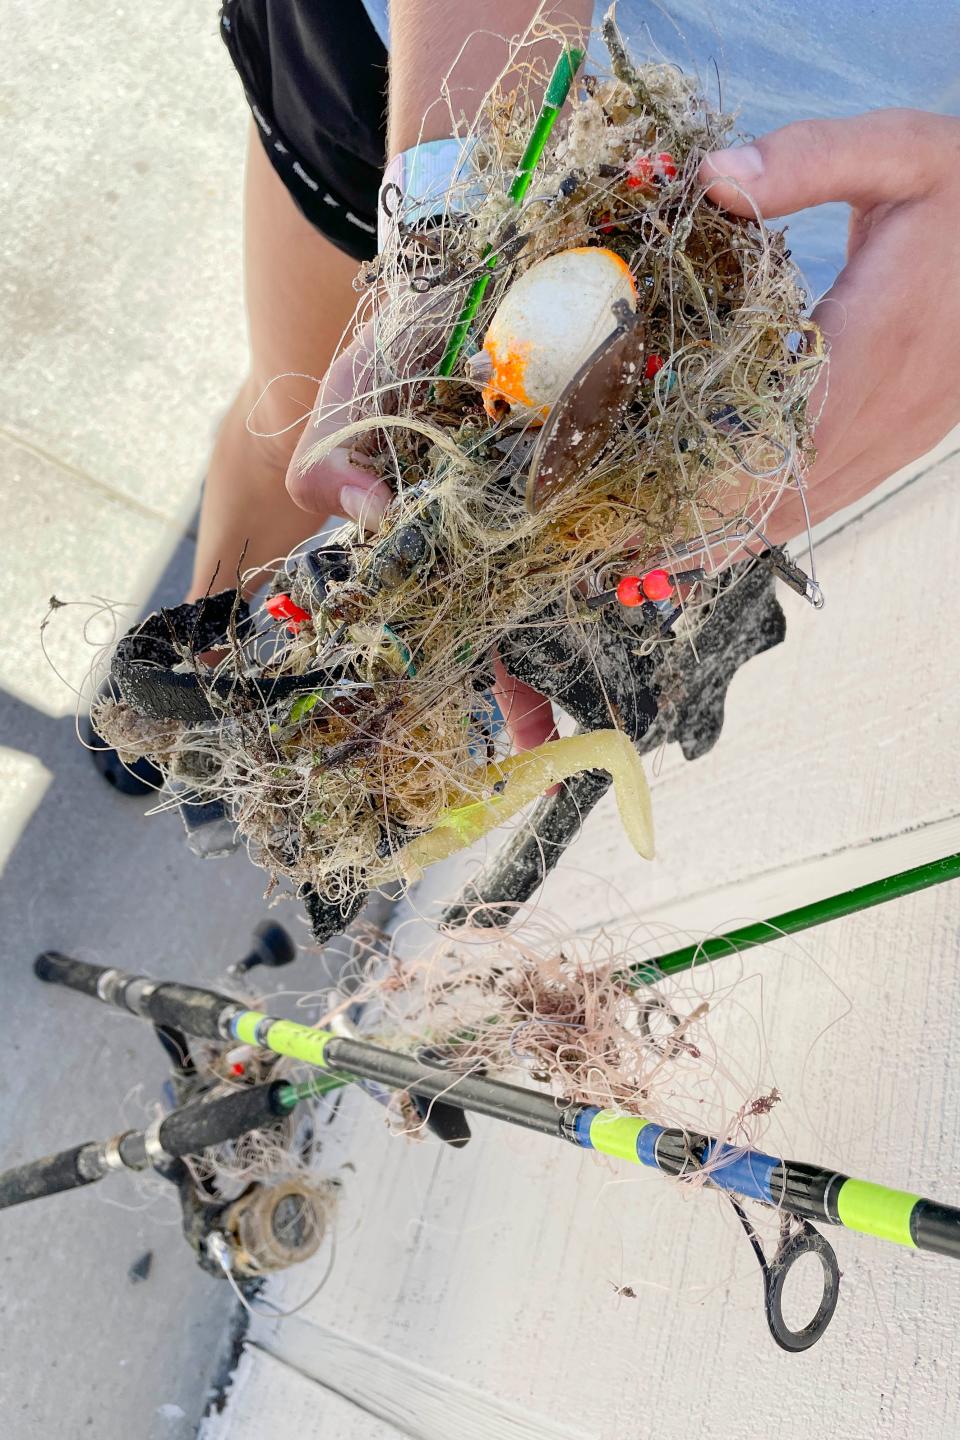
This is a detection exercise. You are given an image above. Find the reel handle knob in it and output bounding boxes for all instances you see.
[230,922,297,976]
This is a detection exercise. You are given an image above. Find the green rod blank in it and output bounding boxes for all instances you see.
[277,1074,349,1110]
[628,851,960,985]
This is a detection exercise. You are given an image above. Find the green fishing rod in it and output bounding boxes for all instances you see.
[627,850,960,985]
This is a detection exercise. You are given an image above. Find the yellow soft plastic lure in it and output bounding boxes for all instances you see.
[378,729,654,882]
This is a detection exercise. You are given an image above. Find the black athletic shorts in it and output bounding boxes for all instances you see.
[220,0,387,261]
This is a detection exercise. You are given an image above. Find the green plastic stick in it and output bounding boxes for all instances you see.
[626,851,960,986]
[277,1074,349,1111]
[436,45,585,379]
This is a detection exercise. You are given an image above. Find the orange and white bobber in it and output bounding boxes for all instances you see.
[467,246,638,424]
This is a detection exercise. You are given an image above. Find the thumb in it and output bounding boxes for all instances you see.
[286,329,393,530]
[699,109,944,218]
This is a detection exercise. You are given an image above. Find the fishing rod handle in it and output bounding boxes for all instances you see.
[0,1083,288,1212]
[35,952,229,1040]
[151,1081,288,1162]
[34,950,103,997]
[104,1083,289,1173]
[0,1144,102,1210]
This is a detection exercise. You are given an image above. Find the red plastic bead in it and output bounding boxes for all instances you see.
[626,152,677,189]
[644,353,664,381]
[265,592,310,625]
[616,575,644,607]
[625,155,655,189]
[642,568,673,602]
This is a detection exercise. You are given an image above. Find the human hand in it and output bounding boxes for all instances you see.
[285,329,396,531]
[700,108,960,544]
[285,333,558,751]
[499,108,960,753]
[287,0,591,528]
[289,109,960,755]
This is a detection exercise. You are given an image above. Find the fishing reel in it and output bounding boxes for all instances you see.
[148,923,334,1283]
[167,1069,328,1283]
[177,1169,328,1281]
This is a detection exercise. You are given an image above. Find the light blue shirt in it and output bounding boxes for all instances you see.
[362,2,960,297]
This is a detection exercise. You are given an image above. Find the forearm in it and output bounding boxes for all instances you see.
[188,382,324,601]
[388,0,592,155]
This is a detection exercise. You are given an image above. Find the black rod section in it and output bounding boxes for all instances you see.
[325,1036,565,1136]
[0,1083,287,1211]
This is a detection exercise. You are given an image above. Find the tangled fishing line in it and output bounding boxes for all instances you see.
[91,12,823,932]
[326,916,785,1171]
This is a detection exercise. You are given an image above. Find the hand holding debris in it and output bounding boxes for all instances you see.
[286,328,396,532]
[701,109,960,540]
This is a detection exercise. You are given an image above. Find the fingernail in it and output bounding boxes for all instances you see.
[339,484,388,531]
[705,143,763,182]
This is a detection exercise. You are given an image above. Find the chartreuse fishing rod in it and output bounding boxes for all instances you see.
[9,950,960,1351]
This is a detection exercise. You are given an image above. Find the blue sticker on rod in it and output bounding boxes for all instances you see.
[701,1141,778,1203]
[637,1122,664,1168]
[573,1106,600,1148]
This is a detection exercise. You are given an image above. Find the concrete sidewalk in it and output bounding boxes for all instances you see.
[205,441,960,1440]
[0,6,275,1436]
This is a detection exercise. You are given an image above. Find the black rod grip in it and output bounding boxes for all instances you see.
[0,1145,100,1210]
[156,1082,286,1158]
[34,955,234,1041]
[34,951,105,998]
[144,983,231,1040]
